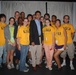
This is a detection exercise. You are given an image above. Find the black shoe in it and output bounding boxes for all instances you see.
[0,65,2,69]
[58,67,63,71]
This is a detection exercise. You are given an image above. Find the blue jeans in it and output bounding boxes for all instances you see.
[0,45,7,65]
[19,45,29,71]
[3,45,7,64]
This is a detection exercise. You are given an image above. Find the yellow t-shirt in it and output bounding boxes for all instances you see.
[43,26,55,45]
[0,22,7,46]
[55,26,65,45]
[17,26,30,45]
[62,24,75,44]
[50,21,56,29]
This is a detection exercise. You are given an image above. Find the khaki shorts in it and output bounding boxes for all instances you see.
[60,43,74,59]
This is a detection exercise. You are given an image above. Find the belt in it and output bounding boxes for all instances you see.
[39,35,41,37]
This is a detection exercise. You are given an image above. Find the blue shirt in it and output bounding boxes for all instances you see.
[35,19,41,36]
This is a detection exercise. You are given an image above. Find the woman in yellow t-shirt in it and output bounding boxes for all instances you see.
[17,18,29,72]
[43,19,55,70]
[54,19,67,70]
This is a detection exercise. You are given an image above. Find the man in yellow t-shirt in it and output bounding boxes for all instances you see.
[61,15,75,70]
[17,18,29,72]
[0,14,7,68]
[50,15,57,29]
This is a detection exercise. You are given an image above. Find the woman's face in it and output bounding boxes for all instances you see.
[40,17,44,23]
[52,16,56,22]
[45,20,50,26]
[9,18,15,25]
[63,16,69,23]
[23,19,28,25]
[55,20,61,27]
[18,18,23,25]
[28,16,32,22]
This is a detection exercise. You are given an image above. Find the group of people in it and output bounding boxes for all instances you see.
[0,10,75,72]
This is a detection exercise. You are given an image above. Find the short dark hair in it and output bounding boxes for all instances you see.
[15,11,19,15]
[0,14,6,21]
[9,17,15,22]
[27,14,33,19]
[45,19,50,22]
[51,15,57,19]
[35,10,41,15]
[44,13,50,18]
[55,19,61,25]
[63,15,70,19]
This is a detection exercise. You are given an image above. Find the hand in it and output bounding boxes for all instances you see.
[63,45,66,50]
[12,43,16,46]
[52,45,55,50]
[31,42,35,46]
[17,45,21,50]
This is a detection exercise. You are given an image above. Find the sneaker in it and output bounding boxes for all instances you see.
[28,59,32,64]
[11,64,15,69]
[25,63,29,67]
[45,65,48,68]
[23,69,29,72]
[52,60,55,63]
[16,64,19,70]
[70,65,75,70]
[61,62,66,67]
[7,64,11,69]
[44,61,47,64]
[48,67,52,70]
[54,62,57,66]
[0,65,2,68]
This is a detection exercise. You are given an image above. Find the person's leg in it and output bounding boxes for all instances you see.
[67,43,74,70]
[48,45,54,69]
[44,44,50,67]
[30,45,37,67]
[60,49,67,67]
[54,50,63,68]
[10,50,15,68]
[0,46,3,67]
[36,45,42,66]
[10,50,14,64]
[3,45,7,64]
[19,45,29,71]
[7,51,11,64]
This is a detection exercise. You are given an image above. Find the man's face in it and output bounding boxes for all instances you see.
[35,13,41,20]
[15,12,20,20]
[63,16,69,23]
[1,17,6,23]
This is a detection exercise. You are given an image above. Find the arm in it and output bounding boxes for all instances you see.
[63,29,67,49]
[52,32,55,50]
[30,20,35,45]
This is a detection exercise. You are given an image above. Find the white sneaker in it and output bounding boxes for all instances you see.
[16,64,19,70]
[61,62,66,67]
[23,69,29,72]
[52,60,55,63]
[70,65,75,70]
[7,64,11,69]
[44,61,47,64]
[11,64,15,68]
[25,63,29,67]
[28,59,32,64]
[45,65,48,68]
[54,62,57,65]
[48,67,52,70]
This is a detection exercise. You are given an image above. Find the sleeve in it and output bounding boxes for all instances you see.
[71,25,75,33]
[4,26,10,40]
[14,25,18,39]
[16,28,21,38]
[30,20,35,43]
